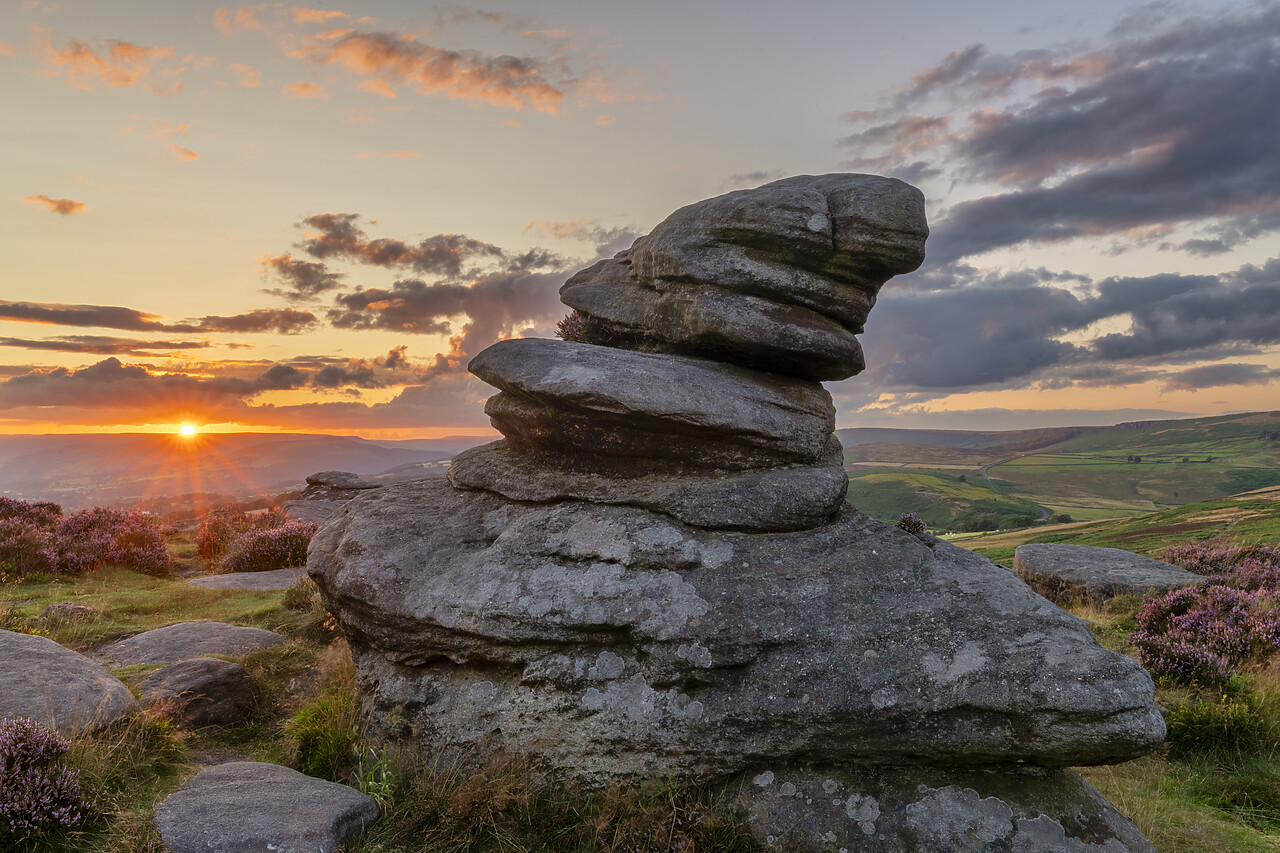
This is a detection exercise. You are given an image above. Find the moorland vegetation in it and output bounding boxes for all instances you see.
[2,488,1280,851]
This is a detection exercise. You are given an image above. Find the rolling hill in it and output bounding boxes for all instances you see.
[839,411,1280,530]
[0,432,494,510]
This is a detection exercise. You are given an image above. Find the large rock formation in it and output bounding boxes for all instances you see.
[309,174,1163,852]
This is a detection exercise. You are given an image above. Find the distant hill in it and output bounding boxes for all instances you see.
[0,432,494,509]
[839,411,1280,531]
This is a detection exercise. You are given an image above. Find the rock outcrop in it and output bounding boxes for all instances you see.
[1013,543,1201,604]
[284,470,382,525]
[309,174,1163,852]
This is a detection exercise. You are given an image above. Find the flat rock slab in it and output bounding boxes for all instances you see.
[138,657,257,728]
[154,761,378,853]
[469,338,835,467]
[99,621,285,667]
[730,763,1155,852]
[188,567,307,590]
[449,439,848,532]
[309,478,1164,783]
[1013,544,1201,604]
[0,628,139,734]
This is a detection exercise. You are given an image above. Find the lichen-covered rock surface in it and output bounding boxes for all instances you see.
[730,764,1157,852]
[310,479,1163,780]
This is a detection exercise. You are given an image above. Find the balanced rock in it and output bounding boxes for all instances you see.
[99,621,285,667]
[308,174,1163,852]
[137,657,258,728]
[560,173,927,381]
[1013,543,1202,604]
[0,628,139,734]
[154,761,378,853]
[284,470,381,525]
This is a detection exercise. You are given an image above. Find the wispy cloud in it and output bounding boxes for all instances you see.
[0,336,211,356]
[282,81,327,99]
[36,27,181,92]
[24,194,86,215]
[295,213,506,276]
[0,300,317,335]
[213,5,268,35]
[286,29,569,112]
[229,62,261,87]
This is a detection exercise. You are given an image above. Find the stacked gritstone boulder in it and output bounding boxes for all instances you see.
[450,174,927,532]
[309,175,1165,853]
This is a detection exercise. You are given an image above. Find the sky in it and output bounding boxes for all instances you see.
[2,0,1279,437]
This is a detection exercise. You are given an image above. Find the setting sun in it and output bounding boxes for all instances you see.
[179,425,197,437]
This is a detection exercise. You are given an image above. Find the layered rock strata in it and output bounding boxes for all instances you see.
[452,174,927,532]
[309,174,1164,852]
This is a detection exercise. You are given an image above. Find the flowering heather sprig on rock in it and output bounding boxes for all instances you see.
[0,716,90,842]
[896,512,928,535]
[215,521,318,574]
[554,310,613,346]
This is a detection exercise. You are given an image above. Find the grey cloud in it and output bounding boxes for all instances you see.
[1161,362,1280,392]
[842,4,1280,263]
[0,335,211,355]
[298,213,505,276]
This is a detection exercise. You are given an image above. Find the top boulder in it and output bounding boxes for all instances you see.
[560,174,927,380]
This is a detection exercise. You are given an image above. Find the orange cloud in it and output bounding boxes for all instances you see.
[290,30,566,112]
[169,144,199,161]
[593,114,616,127]
[147,118,190,139]
[283,81,328,99]
[39,29,179,91]
[229,62,261,87]
[292,7,349,25]
[214,5,267,35]
[24,194,87,215]
[357,79,396,98]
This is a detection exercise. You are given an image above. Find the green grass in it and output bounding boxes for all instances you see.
[846,468,1045,531]
[962,493,1280,564]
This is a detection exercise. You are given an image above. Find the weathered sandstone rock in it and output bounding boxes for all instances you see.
[1013,543,1202,604]
[310,479,1163,782]
[559,173,927,380]
[0,628,139,734]
[561,274,866,380]
[154,761,378,853]
[99,621,285,667]
[449,439,848,532]
[469,338,835,466]
[138,657,258,728]
[730,763,1156,852]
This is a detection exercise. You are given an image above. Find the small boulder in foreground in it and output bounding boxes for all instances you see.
[154,761,379,853]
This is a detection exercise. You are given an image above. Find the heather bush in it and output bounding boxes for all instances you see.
[197,507,285,565]
[1131,584,1280,687]
[215,521,317,574]
[0,518,58,579]
[54,508,171,577]
[0,497,62,529]
[0,717,90,844]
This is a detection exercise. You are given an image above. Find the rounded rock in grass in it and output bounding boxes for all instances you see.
[0,629,139,734]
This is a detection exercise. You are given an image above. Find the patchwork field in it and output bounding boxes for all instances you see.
[842,411,1280,531]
